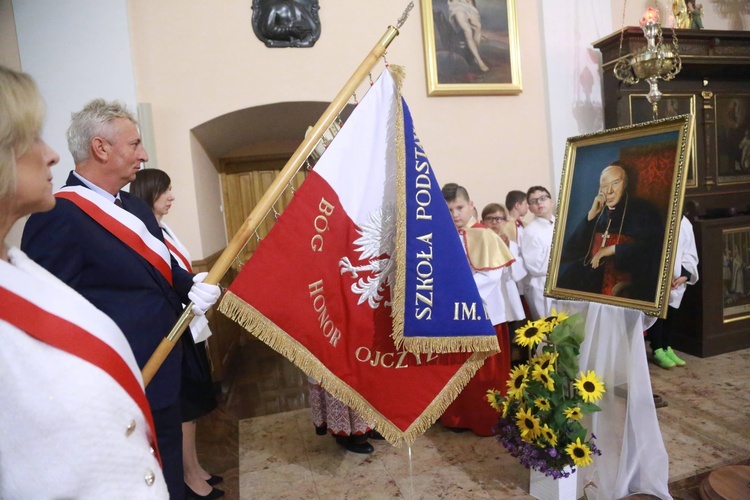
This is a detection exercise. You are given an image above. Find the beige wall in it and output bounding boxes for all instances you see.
[128,0,552,258]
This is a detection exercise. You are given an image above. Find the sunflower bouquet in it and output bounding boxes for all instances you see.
[487,310,605,479]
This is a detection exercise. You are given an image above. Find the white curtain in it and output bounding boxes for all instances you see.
[553,300,671,500]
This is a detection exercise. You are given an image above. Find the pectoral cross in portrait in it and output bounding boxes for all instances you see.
[601,219,612,248]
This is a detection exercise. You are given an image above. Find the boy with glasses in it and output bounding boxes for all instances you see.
[520,186,555,319]
[482,203,527,356]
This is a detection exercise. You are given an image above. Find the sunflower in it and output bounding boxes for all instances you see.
[486,390,503,411]
[539,424,558,447]
[564,406,583,421]
[515,407,542,440]
[531,365,555,392]
[534,397,551,411]
[533,317,554,335]
[565,437,593,467]
[574,370,606,403]
[506,364,530,399]
[514,321,546,348]
[534,351,559,372]
[500,400,510,418]
[543,308,570,329]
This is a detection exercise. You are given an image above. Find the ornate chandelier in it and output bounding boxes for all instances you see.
[613,6,682,107]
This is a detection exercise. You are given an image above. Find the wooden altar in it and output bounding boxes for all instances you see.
[593,29,750,356]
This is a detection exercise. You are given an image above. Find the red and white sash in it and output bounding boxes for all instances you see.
[160,223,192,273]
[0,249,161,464]
[159,223,214,343]
[56,186,173,286]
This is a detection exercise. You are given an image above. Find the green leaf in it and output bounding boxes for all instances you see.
[580,402,602,413]
[557,348,579,380]
[573,427,587,442]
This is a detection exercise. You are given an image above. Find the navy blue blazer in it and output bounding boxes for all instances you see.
[21,172,194,410]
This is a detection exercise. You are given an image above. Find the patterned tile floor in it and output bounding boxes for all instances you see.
[196,337,750,499]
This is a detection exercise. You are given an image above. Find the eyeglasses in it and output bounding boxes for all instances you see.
[528,194,550,206]
[484,216,507,223]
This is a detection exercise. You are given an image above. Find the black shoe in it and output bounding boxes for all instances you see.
[335,435,374,454]
[185,483,225,499]
[315,424,328,436]
[206,475,223,486]
[369,430,386,440]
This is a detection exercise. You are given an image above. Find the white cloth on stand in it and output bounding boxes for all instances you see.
[553,300,671,500]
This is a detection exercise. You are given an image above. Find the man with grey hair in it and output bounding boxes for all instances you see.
[22,98,220,500]
[558,161,664,302]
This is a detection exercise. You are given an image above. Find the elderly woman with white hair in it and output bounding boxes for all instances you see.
[0,65,168,498]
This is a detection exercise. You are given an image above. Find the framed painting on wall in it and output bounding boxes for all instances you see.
[420,0,522,96]
[629,94,697,187]
[715,94,750,185]
[545,115,695,318]
[722,226,750,323]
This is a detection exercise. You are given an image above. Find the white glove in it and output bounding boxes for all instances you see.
[188,272,221,316]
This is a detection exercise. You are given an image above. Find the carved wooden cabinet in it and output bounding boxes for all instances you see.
[594,29,750,356]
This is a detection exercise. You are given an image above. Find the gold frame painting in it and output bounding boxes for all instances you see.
[629,93,698,188]
[714,94,750,185]
[420,0,522,96]
[722,226,750,324]
[546,115,696,318]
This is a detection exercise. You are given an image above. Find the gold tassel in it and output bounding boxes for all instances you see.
[388,64,406,92]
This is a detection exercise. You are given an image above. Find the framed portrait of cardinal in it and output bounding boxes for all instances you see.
[546,115,696,318]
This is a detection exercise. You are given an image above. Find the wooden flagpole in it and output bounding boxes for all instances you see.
[142,15,410,386]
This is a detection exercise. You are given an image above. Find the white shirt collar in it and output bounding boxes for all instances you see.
[537,215,555,225]
[72,171,120,203]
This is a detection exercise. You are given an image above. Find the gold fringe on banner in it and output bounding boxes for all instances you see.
[402,334,502,355]
[388,64,406,91]
[219,290,491,447]
[390,63,407,355]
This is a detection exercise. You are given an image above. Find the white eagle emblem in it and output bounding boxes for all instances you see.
[338,204,396,309]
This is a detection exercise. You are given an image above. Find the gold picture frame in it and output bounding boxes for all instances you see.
[629,93,698,188]
[722,226,750,324]
[546,115,696,318]
[420,0,522,96]
[714,94,750,186]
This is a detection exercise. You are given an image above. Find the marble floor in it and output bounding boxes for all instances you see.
[196,338,750,499]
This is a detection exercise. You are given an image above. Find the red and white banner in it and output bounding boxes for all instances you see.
[220,68,496,445]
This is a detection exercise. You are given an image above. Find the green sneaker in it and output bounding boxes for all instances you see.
[665,347,686,367]
[653,348,676,369]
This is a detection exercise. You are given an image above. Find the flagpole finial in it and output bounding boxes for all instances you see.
[396,2,414,29]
